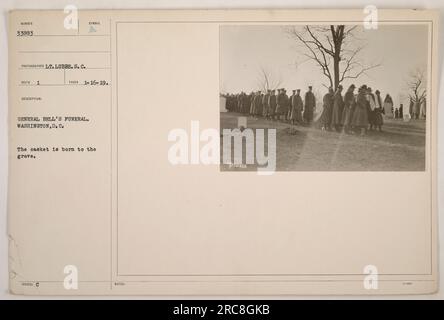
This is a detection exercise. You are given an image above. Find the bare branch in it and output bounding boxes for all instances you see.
[406,67,427,104]
[256,65,282,92]
[286,24,379,89]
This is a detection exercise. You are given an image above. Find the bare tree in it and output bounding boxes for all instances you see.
[406,67,427,105]
[256,65,282,92]
[286,25,380,90]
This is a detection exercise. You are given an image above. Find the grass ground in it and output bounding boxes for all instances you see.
[220,112,426,171]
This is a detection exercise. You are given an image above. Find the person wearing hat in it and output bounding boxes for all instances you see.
[241,91,250,114]
[249,91,256,115]
[331,85,344,131]
[319,87,334,130]
[290,89,304,124]
[254,91,263,118]
[289,90,296,121]
[375,89,383,110]
[372,89,384,131]
[268,89,277,120]
[262,89,271,118]
[252,91,259,116]
[276,88,288,121]
[340,84,356,133]
[351,85,369,135]
[303,86,316,124]
[275,89,282,119]
[366,87,377,130]
[284,89,290,121]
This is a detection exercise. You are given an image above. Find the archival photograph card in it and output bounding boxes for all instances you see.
[7,9,439,295]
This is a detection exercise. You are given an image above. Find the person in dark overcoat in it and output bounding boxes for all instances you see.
[319,87,334,130]
[276,88,289,121]
[303,86,316,124]
[268,90,277,120]
[254,92,263,117]
[372,90,384,131]
[340,84,356,133]
[262,90,270,117]
[351,85,369,136]
[330,85,344,131]
[290,89,304,124]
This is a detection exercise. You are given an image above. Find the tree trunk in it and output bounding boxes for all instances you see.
[333,53,340,90]
[331,26,342,91]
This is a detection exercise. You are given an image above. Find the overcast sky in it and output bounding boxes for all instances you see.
[220,24,429,107]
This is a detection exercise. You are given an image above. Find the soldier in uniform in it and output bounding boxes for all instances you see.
[288,90,296,120]
[268,89,277,120]
[253,91,263,118]
[367,87,376,130]
[275,89,283,120]
[330,85,344,132]
[351,85,369,136]
[340,84,356,133]
[276,88,289,121]
[290,89,304,125]
[249,92,255,115]
[262,90,270,118]
[303,86,316,124]
[284,89,290,121]
[319,87,334,130]
[373,90,384,131]
[242,92,250,114]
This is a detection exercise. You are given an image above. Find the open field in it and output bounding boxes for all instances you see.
[220,112,426,171]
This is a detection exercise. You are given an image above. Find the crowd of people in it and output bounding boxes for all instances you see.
[224,86,316,125]
[223,85,398,136]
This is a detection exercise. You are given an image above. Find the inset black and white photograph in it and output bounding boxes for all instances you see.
[220,24,430,171]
